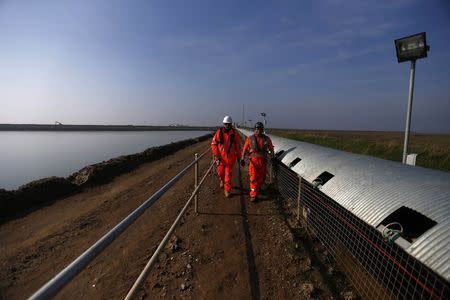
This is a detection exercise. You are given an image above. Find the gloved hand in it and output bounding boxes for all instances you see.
[215,157,220,165]
[240,159,245,167]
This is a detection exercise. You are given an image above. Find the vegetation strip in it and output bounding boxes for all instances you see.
[267,129,450,172]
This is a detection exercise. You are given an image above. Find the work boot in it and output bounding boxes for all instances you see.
[219,180,224,188]
[224,191,231,198]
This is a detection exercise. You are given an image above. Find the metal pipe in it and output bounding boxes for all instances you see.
[194,153,199,213]
[402,59,416,164]
[124,161,215,300]
[28,148,210,300]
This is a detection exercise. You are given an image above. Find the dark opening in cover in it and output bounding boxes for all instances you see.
[380,206,437,242]
[289,157,301,168]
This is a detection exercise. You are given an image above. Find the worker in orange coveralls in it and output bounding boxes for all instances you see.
[211,116,242,198]
[241,122,274,202]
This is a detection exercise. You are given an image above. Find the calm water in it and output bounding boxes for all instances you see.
[0,131,210,190]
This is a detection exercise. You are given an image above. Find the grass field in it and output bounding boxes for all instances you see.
[266,129,450,172]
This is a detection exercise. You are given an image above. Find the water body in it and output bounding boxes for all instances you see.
[0,131,211,190]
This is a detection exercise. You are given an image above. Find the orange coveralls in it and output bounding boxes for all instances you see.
[243,134,274,198]
[211,128,242,192]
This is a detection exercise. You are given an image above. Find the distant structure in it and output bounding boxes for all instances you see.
[55,121,63,125]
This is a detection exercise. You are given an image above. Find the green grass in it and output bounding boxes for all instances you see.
[266,129,450,172]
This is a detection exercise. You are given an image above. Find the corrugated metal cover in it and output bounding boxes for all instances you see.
[239,129,450,281]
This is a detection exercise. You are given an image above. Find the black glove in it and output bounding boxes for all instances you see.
[240,159,245,167]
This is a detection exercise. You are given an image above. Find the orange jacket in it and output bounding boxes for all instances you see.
[211,128,242,165]
[243,134,274,159]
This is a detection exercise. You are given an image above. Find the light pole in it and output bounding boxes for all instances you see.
[394,32,429,164]
[260,112,267,126]
[242,104,245,128]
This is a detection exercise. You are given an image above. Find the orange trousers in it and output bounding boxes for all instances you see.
[249,158,267,198]
[217,163,234,192]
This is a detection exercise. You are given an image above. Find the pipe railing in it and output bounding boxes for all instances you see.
[125,160,215,299]
[28,148,210,300]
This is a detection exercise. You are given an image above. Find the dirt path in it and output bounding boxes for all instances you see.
[0,139,356,300]
[141,163,355,299]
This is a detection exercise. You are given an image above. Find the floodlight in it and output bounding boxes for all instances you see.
[395,32,429,63]
[260,112,267,126]
[394,32,430,164]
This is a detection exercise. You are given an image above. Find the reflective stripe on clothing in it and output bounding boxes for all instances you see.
[248,161,267,198]
[217,163,234,192]
[243,134,274,159]
[250,134,269,154]
[211,128,242,165]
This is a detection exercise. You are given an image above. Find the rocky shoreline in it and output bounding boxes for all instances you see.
[0,133,212,223]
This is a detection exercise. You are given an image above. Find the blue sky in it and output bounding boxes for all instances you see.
[1,0,449,133]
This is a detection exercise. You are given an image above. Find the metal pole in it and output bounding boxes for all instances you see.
[242,104,245,127]
[402,60,416,164]
[297,176,301,221]
[194,153,199,213]
[28,148,210,300]
[268,159,272,184]
[125,161,215,300]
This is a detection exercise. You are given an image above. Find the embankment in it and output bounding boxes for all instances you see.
[0,133,212,223]
[0,124,215,131]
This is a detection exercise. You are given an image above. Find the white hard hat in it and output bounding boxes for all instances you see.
[222,116,232,124]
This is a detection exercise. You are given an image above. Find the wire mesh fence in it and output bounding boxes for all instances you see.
[272,159,450,300]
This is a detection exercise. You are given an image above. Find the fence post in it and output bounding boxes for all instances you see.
[268,158,273,184]
[297,175,301,221]
[194,153,199,214]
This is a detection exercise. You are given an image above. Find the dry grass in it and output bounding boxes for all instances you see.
[266,129,450,172]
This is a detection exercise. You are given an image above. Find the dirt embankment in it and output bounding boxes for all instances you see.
[0,134,212,223]
[0,136,358,300]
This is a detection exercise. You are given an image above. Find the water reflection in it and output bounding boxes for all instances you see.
[0,131,210,190]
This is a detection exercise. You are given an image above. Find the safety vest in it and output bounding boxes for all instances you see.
[215,128,235,155]
[249,134,269,155]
